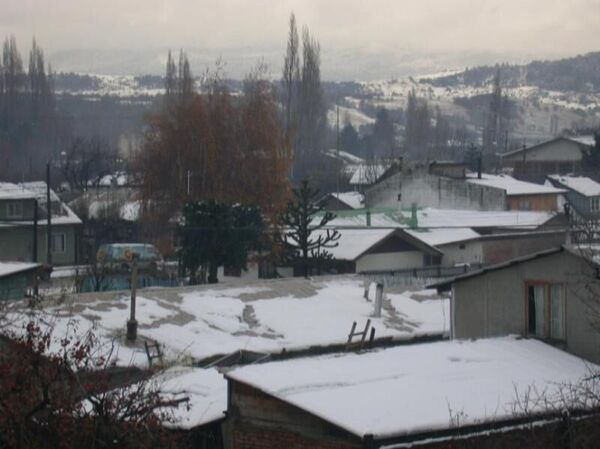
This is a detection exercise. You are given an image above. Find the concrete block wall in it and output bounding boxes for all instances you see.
[365,171,506,211]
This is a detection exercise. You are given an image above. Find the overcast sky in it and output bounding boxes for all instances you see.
[2,0,600,75]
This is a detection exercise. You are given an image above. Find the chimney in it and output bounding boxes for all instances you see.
[477,153,482,179]
[373,283,384,318]
[408,203,418,229]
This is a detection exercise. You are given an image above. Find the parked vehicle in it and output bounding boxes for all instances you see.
[97,243,164,272]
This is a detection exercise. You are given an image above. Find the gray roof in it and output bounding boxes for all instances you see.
[428,246,565,291]
[500,136,588,159]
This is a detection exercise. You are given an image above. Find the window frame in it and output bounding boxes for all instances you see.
[51,232,67,254]
[524,281,566,342]
[6,201,23,219]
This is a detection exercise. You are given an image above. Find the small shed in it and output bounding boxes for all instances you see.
[0,262,42,300]
[430,246,600,363]
[224,337,598,448]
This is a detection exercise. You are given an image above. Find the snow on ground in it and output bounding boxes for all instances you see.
[0,261,40,277]
[4,277,449,368]
[327,105,375,129]
[227,336,596,439]
[548,175,600,197]
[466,173,566,196]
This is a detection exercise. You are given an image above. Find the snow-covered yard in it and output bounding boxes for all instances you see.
[4,276,449,368]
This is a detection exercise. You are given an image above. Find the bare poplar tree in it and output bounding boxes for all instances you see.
[282,12,300,137]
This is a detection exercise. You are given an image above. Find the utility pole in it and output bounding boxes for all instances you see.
[46,162,52,266]
[336,106,340,196]
[187,170,191,196]
[33,199,39,296]
[127,257,138,342]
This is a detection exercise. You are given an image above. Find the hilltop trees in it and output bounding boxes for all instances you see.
[0,36,61,178]
[281,13,328,181]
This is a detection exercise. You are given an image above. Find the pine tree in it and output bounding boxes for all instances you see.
[277,179,340,278]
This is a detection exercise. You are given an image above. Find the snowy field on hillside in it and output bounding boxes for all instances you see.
[3,277,449,368]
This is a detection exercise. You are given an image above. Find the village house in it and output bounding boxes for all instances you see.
[365,162,565,212]
[0,182,82,266]
[319,191,365,211]
[547,174,600,222]
[500,136,592,182]
[431,245,600,364]
[465,173,566,211]
[308,228,443,275]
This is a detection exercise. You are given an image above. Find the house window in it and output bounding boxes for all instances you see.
[459,243,466,250]
[590,197,600,212]
[424,254,442,267]
[526,283,565,340]
[518,200,531,211]
[6,201,23,218]
[51,232,67,254]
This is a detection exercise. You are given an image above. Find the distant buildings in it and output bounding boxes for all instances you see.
[365,162,565,212]
[547,174,600,222]
[0,182,82,266]
[500,136,592,182]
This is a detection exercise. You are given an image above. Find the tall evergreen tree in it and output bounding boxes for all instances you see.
[277,179,340,278]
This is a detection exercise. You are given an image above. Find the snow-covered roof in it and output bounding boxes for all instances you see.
[466,174,566,196]
[548,175,600,197]
[0,261,41,278]
[4,277,449,368]
[349,164,388,185]
[415,208,555,230]
[569,135,596,146]
[327,208,555,230]
[501,136,591,158]
[97,171,130,187]
[405,227,480,247]
[309,228,440,260]
[226,336,595,439]
[0,183,38,200]
[154,366,227,429]
[310,228,395,260]
[18,181,82,225]
[328,192,364,210]
[323,148,365,165]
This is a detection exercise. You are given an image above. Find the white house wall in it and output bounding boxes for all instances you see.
[439,241,483,266]
[356,251,424,272]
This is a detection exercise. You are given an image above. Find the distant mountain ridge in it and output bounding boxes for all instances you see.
[424,51,600,92]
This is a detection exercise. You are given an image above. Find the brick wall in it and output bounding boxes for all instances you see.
[232,426,359,449]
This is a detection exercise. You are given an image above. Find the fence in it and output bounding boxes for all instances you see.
[361,264,483,289]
